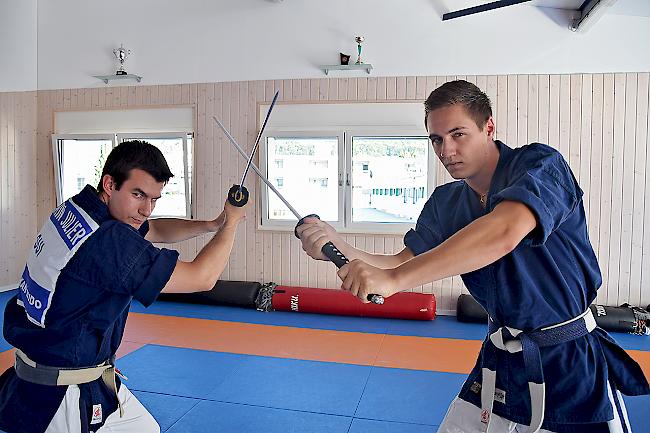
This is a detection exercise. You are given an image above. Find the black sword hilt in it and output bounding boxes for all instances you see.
[227,184,249,207]
[295,214,384,305]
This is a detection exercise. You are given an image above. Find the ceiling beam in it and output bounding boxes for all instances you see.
[442,0,532,21]
[569,0,618,32]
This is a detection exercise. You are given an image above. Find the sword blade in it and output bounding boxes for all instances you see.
[213,116,302,220]
[239,90,280,189]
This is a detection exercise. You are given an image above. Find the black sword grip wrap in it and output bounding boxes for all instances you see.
[321,241,349,268]
[322,242,384,304]
[228,184,249,207]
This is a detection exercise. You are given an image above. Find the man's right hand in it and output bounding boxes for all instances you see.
[295,217,344,261]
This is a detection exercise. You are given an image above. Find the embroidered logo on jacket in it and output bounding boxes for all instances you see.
[91,404,103,424]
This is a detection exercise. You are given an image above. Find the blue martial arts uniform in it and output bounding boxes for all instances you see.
[0,185,179,433]
[404,141,649,432]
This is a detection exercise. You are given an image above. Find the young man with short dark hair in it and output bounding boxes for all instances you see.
[297,81,649,432]
[0,140,248,433]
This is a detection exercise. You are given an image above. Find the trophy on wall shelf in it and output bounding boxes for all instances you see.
[355,36,365,65]
[113,44,132,75]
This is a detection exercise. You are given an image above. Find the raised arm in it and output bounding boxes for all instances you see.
[161,200,246,293]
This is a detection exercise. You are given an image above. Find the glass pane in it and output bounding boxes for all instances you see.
[59,139,113,202]
[266,136,339,221]
[351,136,429,223]
[120,137,191,217]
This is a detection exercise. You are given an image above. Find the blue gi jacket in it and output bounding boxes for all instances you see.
[0,185,179,433]
[404,141,649,432]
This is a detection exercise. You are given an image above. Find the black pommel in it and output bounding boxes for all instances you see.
[228,184,249,207]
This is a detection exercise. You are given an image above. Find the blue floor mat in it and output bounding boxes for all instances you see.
[355,367,466,426]
[166,400,352,433]
[207,355,371,416]
[349,418,437,433]
[132,390,201,432]
[116,345,246,399]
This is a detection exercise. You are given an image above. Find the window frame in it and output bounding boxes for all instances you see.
[51,132,194,219]
[259,130,345,232]
[51,133,117,206]
[116,132,193,218]
[344,128,435,234]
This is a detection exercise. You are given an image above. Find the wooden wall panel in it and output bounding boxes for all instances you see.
[1,72,648,313]
[0,91,37,286]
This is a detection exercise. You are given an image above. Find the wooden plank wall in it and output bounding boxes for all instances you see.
[17,73,650,312]
[0,91,37,287]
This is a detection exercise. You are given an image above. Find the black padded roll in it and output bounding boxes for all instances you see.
[456,294,488,323]
[157,280,262,308]
[590,304,637,333]
[456,295,646,334]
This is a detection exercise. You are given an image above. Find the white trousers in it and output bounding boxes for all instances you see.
[44,384,159,433]
[437,384,632,433]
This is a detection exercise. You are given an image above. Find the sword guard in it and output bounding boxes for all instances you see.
[228,184,249,207]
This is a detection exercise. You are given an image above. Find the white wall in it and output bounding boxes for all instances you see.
[0,0,37,92]
[32,0,650,90]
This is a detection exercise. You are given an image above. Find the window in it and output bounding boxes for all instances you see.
[52,134,116,205]
[310,160,329,168]
[309,178,329,188]
[52,132,193,218]
[260,129,432,233]
[117,133,193,218]
[350,135,429,224]
[261,133,342,228]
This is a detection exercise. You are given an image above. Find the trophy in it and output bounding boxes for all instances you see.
[113,44,131,75]
[355,36,365,64]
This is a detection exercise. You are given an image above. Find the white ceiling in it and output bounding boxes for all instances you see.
[443,0,650,17]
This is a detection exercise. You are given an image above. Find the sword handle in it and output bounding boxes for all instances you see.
[227,184,249,207]
[295,214,384,305]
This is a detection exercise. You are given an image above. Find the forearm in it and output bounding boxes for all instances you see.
[147,217,220,243]
[161,224,239,294]
[392,204,533,291]
[192,224,238,286]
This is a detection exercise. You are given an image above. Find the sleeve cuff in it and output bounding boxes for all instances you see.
[404,228,431,256]
[133,247,179,307]
[491,186,553,247]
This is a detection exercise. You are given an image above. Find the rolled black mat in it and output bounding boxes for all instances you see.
[591,304,650,335]
[589,304,636,333]
[456,294,487,323]
[456,294,650,335]
[157,280,262,308]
